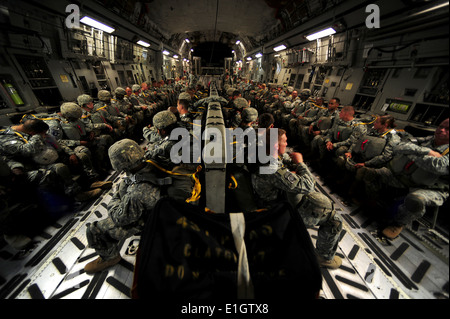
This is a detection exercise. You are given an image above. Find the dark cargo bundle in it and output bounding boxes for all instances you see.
[132,197,322,300]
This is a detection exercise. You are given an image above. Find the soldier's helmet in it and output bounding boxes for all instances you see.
[114,87,127,96]
[108,139,145,172]
[298,192,334,216]
[153,110,177,130]
[33,145,59,165]
[300,89,311,97]
[242,107,258,123]
[77,94,93,107]
[132,84,141,92]
[60,102,82,120]
[233,97,248,110]
[178,92,191,101]
[98,90,111,101]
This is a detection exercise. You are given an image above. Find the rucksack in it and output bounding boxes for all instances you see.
[131,197,322,300]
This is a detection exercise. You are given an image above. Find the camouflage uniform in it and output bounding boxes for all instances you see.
[0,123,89,198]
[287,191,343,261]
[92,90,129,139]
[252,153,342,262]
[113,87,145,126]
[362,136,449,227]
[229,97,248,128]
[86,139,160,265]
[251,153,316,206]
[144,111,178,169]
[345,127,402,170]
[287,90,313,137]
[303,107,339,150]
[322,117,367,162]
[59,102,112,180]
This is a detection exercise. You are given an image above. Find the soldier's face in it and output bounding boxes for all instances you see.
[126,88,132,96]
[85,102,94,110]
[339,110,353,122]
[435,119,449,145]
[278,134,288,155]
[328,99,339,110]
[292,91,298,98]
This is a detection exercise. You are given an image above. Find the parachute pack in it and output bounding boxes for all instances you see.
[131,197,322,300]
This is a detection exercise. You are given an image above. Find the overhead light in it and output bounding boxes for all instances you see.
[236,40,241,45]
[273,44,287,52]
[231,50,235,53]
[80,16,115,33]
[306,27,336,41]
[137,40,150,47]
[255,53,262,58]
[185,38,190,43]
[410,2,449,17]
[173,54,179,59]
[246,57,252,61]
[191,49,194,52]
[162,50,170,55]
[274,54,280,57]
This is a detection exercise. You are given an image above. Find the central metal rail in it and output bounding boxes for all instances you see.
[203,81,227,213]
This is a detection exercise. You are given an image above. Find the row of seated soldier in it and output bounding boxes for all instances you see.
[1,77,448,277]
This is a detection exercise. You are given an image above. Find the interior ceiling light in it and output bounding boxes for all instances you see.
[306,27,336,41]
[255,53,262,58]
[185,38,190,43]
[162,50,170,55]
[173,54,179,59]
[137,40,150,47]
[409,1,449,16]
[80,16,115,33]
[273,44,287,52]
[246,57,252,61]
[236,40,241,45]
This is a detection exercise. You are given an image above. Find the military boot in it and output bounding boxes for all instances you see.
[90,180,113,190]
[74,188,103,202]
[382,225,403,239]
[84,255,121,274]
[317,255,342,269]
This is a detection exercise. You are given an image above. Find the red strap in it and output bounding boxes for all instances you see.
[337,131,341,141]
[404,160,415,171]
[361,139,369,151]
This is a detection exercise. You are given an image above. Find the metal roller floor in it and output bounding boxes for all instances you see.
[0,166,448,300]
